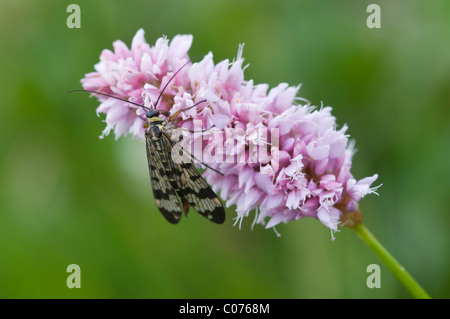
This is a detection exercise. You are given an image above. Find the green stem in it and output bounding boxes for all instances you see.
[353,223,431,299]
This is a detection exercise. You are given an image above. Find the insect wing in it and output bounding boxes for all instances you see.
[145,134,182,224]
[162,132,226,224]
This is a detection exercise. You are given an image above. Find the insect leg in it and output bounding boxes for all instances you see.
[168,99,207,123]
[163,131,224,176]
[170,124,216,134]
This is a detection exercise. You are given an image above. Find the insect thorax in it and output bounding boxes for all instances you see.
[146,117,166,139]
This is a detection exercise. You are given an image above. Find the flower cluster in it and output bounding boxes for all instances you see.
[81,29,380,238]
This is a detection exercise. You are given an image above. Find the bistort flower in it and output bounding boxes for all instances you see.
[81,29,380,239]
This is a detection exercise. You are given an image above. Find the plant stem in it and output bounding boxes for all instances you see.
[353,222,431,299]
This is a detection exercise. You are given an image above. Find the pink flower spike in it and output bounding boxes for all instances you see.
[81,29,380,239]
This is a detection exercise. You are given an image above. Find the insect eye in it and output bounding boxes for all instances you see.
[146,109,160,118]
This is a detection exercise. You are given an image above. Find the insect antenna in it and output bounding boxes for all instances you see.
[66,55,202,115]
[153,55,203,108]
[65,89,152,113]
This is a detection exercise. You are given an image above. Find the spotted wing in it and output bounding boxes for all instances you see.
[161,132,226,224]
[146,134,182,224]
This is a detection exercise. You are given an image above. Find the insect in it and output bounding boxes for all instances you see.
[67,61,226,224]
[143,107,225,224]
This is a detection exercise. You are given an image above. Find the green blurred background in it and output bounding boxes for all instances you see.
[0,0,449,299]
